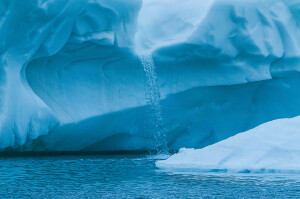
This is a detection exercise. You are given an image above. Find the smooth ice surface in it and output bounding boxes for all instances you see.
[157,116,300,173]
[1,0,300,150]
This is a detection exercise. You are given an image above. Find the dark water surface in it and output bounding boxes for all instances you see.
[0,153,300,198]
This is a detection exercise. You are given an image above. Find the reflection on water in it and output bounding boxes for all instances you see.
[0,153,299,198]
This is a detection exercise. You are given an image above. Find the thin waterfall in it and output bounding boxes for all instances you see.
[138,53,168,154]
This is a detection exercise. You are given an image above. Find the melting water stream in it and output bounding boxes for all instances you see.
[138,54,168,154]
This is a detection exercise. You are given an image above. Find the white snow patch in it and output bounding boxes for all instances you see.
[156,116,300,173]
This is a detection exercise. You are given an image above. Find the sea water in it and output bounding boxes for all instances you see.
[0,153,299,198]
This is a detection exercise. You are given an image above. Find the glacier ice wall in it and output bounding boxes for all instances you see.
[1,0,300,151]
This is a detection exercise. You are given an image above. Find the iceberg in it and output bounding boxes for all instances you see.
[1,0,300,151]
[156,116,300,173]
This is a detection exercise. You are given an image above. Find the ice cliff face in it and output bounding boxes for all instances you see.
[1,0,300,151]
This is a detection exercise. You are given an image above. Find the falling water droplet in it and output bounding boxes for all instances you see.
[138,53,168,154]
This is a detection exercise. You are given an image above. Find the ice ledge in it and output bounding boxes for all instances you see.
[156,116,300,174]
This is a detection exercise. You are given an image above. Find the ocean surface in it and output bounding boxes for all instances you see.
[0,153,299,198]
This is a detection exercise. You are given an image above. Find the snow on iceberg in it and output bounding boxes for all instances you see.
[156,116,300,173]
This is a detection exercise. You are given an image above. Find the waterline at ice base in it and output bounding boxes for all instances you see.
[1,0,300,166]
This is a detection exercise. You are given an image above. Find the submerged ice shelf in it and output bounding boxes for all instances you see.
[1,0,300,151]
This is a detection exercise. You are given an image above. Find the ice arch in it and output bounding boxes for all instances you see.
[0,0,300,151]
